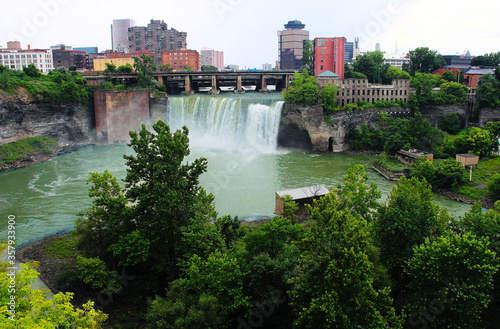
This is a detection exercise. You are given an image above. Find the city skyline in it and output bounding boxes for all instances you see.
[1,0,498,69]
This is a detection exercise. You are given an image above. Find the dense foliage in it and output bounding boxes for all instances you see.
[0,65,90,104]
[0,136,58,165]
[0,255,107,328]
[411,158,466,190]
[281,70,319,105]
[67,122,500,328]
[349,112,445,155]
[402,47,446,75]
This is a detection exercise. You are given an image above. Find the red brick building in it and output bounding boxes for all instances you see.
[161,50,200,71]
[314,37,345,79]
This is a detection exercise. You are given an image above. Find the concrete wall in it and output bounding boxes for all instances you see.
[94,90,150,144]
[478,107,500,126]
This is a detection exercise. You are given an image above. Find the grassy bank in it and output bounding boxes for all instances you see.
[455,157,500,200]
[0,136,58,166]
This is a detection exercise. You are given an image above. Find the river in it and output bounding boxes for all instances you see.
[0,93,473,246]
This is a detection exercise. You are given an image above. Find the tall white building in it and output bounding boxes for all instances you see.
[0,42,53,73]
[262,63,272,71]
[112,19,134,53]
[384,53,410,70]
[200,47,224,70]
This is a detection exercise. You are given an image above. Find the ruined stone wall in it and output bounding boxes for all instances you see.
[94,90,150,144]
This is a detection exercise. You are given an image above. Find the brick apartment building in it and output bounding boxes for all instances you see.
[314,37,345,79]
[128,19,187,66]
[52,49,88,70]
[162,50,200,71]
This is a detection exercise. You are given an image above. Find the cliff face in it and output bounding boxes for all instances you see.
[0,92,95,145]
[278,103,500,153]
[278,103,410,153]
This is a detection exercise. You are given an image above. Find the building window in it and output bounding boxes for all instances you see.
[318,39,325,47]
[321,49,324,54]
[321,58,323,62]
[320,65,323,70]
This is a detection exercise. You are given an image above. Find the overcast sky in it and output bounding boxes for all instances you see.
[1,0,498,68]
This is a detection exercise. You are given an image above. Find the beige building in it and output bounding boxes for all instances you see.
[93,58,135,72]
[278,20,309,70]
[329,79,410,107]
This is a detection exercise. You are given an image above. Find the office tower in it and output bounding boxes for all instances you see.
[277,20,309,70]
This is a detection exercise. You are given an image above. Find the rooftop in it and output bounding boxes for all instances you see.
[276,184,329,201]
[398,149,433,158]
[317,70,340,78]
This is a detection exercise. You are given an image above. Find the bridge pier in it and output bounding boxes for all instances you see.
[236,74,242,92]
[209,75,220,95]
[258,74,268,93]
[184,75,194,95]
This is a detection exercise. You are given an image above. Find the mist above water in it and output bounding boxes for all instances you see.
[166,94,284,155]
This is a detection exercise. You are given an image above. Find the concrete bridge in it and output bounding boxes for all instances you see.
[83,71,295,95]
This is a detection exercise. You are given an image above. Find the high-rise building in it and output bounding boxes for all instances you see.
[353,37,360,60]
[162,50,200,71]
[262,63,272,71]
[112,19,134,53]
[375,42,381,52]
[128,19,187,66]
[314,37,345,79]
[277,20,309,70]
[0,42,53,73]
[200,47,224,70]
[344,39,354,63]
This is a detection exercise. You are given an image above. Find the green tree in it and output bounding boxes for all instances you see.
[385,66,411,82]
[410,73,445,106]
[147,251,251,328]
[434,81,468,105]
[319,83,338,112]
[116,63,133,73]
[133,54,158,89]
[352,51,385,83]
[404,233,499,329]
[119,121,215,275]
[403,47,446,75]
[455,127,494,157]
[344,63,368,79]
[159,63,174,72]
[438,112,463,134]
[281,70,319,105]
[23,63,41,78]
[302,40,314,75]
[474,73,500,110]
[75,121,217,286]
[289,191,402,329]
[0,259,107,328]
[103,62,117,74]
[487,174,500,200]
[441,70,456,82]
[201,65,218,71]
[376,176,447,286]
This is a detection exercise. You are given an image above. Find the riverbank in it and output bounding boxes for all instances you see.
[0,143,94,172]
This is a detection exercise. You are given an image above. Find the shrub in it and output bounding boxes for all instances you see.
[54,267,84,292]
[487,173,500,200]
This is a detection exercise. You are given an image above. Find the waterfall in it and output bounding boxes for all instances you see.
[166,95,284,154]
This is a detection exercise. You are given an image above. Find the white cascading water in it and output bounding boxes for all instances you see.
[166,96,284,154]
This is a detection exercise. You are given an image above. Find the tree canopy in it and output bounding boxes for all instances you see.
[403,47,446,75]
